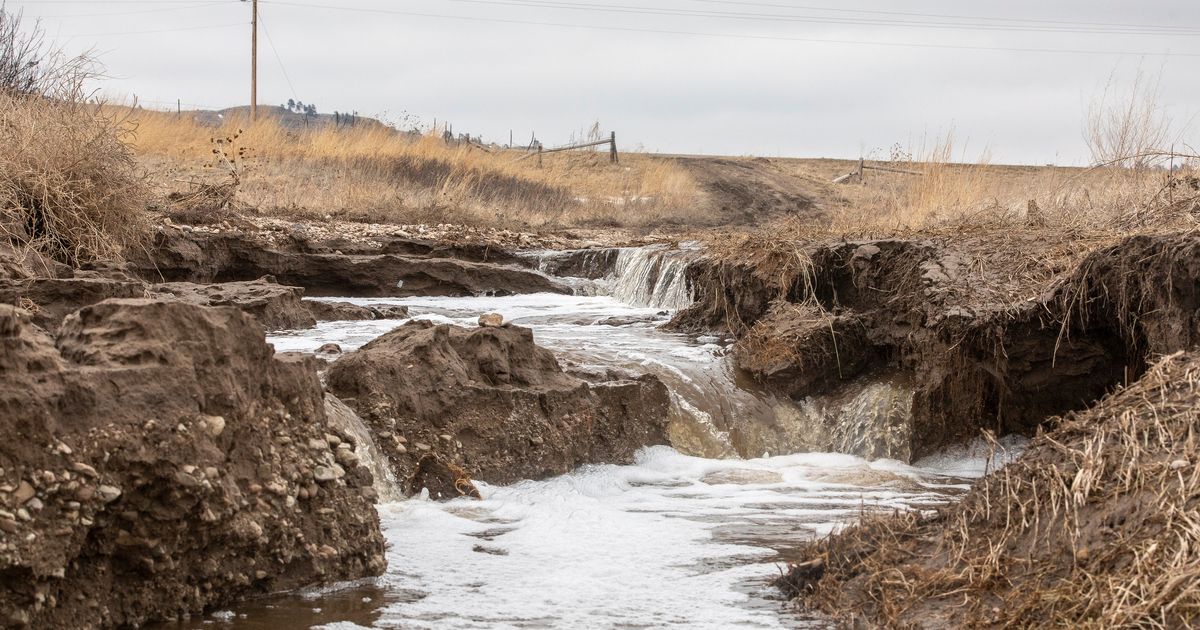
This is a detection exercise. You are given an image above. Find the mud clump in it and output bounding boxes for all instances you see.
[324,320,672,492]
[781,351,1200,628]
[0,300,385,628]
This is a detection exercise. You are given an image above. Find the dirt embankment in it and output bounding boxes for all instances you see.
[677,228,1200,626]
[325,319,672,496]
[780,350,1200,628]
[0,299,385,628]
[131,225,570,297]
[672,229,1199,460]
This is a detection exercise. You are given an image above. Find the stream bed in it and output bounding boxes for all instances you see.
[177,273,1021,629]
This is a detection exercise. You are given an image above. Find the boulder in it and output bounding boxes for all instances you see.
[325,320,671,490]
[0,300,385,628]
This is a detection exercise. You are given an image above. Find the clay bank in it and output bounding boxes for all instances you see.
[0,220,1197,628]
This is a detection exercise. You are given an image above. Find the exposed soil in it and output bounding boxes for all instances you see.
[0,299,385,628]
[324,319,672,494]
[673,156,824,224]
[149,277,317,330]
[670,228,1200,461]
[133,226,571,297]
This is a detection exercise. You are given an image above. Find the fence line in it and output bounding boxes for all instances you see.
[833,157,922,183]
[514,132,619,166]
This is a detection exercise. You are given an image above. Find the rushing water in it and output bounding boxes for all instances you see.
[176,249,1024,629]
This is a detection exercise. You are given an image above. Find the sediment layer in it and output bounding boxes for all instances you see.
[0,300,385,628]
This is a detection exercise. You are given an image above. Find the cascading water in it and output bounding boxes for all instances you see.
[203,245,1027,629]
[606,245,695,310]
[325,395,405,501]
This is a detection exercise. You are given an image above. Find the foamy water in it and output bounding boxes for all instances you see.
[226,273,1024,629]
[192,444,1017,630]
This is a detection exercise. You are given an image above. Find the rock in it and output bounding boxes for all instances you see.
[69,460,97,477]
[313,466,337,483]
[13,481,34,504]
[326,320,671,490]
[149,278,316,330]
[304,301,410,322]
[596,315,657,327]
[316,343,342,355]
[477,312,504,327]
[96,485,122,503]
[371,305,410,319]
[200,415,226,437]
[0,300,385,627]
[304,300,376,322]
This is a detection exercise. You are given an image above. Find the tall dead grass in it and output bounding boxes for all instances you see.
[826,141,1196,233]
[126,108,700,229]
[0,8,147,265]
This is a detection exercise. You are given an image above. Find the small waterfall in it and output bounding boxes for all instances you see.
[324,394,404,501]
[608,246,694,310]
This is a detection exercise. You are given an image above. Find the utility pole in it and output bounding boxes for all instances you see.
[250,0,258,121]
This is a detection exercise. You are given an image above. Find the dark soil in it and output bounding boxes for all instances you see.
[131,228,569,297]
[672,229,1200,460]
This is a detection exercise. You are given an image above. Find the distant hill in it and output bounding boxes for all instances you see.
[190,105,393,132]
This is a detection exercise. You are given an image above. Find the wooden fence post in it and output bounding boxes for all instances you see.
[537,144,543,168]
[610,131,618,164]
[857,157,865,183]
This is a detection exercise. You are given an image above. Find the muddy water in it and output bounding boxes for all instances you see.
[174,253,1023,629]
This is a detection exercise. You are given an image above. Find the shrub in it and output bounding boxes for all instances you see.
[0,7,147,265]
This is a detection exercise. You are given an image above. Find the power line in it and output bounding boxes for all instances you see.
[678,0,1200,34]
[441,0,1200,36]
[31,2,231,19]
[257,7,299,103]
[70,21,245,37]
[259,0,1200,58]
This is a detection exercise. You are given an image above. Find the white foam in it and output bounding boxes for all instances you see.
[337,446,987,629]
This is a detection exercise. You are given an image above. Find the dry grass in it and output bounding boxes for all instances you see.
[823,149,1197,233]
[0,8,148,266]
[123,107,701,230]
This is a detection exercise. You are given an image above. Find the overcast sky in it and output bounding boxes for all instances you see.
[13,0,1200,164]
